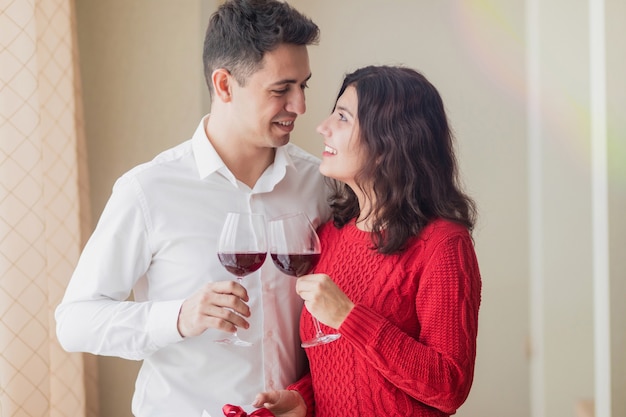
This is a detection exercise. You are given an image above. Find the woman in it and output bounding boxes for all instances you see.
[253,65,482,417]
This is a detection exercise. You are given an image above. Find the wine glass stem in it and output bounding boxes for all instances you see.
[235,277,244,336]
[313,317,325,337]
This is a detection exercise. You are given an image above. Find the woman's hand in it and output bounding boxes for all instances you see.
[252,390,306,417]
[296,274,354,329]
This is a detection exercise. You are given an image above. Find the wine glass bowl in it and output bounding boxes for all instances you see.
[218,252,267,277]
[270,253,321,277]
[268,212,341,348]
[215,212,267,347]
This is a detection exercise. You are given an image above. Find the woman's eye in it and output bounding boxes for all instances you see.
[338,112,347,121]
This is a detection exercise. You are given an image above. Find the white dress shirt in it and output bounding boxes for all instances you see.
[55,115,331,417]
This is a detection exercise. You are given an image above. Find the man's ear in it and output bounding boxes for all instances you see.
[212,68,233,102]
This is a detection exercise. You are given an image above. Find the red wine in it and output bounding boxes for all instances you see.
[218,252,267,277]
[270,253,320,277]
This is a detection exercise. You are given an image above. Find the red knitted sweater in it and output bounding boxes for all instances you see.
[288,218,481,417]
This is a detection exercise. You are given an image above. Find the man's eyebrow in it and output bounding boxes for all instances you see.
[270,73,312,86]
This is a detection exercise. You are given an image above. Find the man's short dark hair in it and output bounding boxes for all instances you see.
[203,0,319,96]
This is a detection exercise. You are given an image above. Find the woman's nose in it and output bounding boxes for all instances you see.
[316,118,330,136]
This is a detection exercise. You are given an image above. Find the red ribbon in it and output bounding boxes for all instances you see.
[222,404,275,417]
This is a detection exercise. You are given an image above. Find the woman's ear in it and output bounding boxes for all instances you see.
[212,68,233,102]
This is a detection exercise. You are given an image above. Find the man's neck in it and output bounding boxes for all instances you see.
[205,117,275,188]
[225,146,275,189]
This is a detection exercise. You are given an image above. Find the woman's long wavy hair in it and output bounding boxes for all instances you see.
[328,65,477,254]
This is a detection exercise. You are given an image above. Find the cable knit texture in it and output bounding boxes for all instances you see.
[288,218,481,417]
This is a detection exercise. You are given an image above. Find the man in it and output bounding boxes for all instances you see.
[55,1,329,416]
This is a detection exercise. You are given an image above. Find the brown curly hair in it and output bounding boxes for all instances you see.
[328,65,477,254]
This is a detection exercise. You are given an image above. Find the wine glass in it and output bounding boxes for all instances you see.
[268,212,341,348]
[215,212,267,347]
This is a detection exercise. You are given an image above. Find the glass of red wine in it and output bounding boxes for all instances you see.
[216,212,267,347]
[268,212,340,348]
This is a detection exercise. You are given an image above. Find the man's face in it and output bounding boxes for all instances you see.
[230,43,312,149]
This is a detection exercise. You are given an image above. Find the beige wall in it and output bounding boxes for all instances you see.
[607,3,626,417]
[74,1,625,416]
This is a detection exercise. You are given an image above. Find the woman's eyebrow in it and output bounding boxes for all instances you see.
[335,104,354,118]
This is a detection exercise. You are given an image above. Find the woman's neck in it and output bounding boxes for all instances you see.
[355,216,374,232]
[355,191,375,231]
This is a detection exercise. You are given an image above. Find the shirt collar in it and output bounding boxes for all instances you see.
[255,144,295,193]
[191,115,297,189]
[192,115,225,179]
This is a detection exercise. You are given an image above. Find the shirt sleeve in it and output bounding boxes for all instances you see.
[55,175,184,360]
[337,232,481,414]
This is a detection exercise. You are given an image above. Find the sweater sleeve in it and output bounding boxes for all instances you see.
[338,231,481,414]
[287,373,315,417]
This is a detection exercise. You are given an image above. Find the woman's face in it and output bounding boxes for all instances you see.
[317,86,367,188]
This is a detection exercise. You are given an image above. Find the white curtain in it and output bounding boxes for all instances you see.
[1,0,98,416]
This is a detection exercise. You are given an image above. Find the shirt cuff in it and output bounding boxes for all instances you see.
[147,299,185,347]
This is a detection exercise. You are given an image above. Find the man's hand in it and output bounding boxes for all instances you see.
[177,281,250,337]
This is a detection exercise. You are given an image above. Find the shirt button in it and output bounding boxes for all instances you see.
[268,380,275,389]
[267,330,273,338]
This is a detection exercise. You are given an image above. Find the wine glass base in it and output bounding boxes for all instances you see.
[214,337,252,347]
[301,333,341,348]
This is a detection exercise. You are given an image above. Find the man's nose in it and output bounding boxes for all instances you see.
[286,88,306,115]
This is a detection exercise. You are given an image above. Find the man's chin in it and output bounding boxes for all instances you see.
[273,135,290,147]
